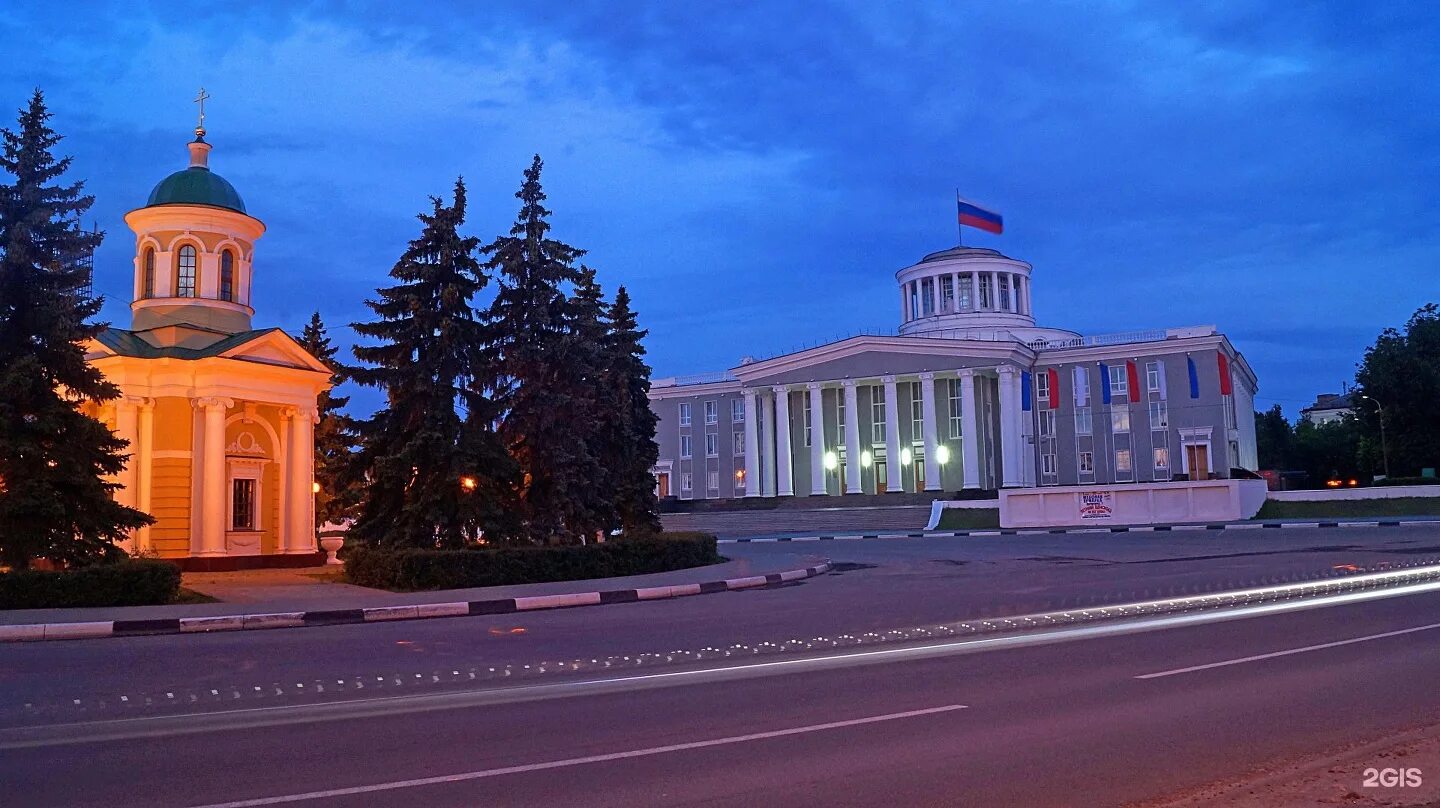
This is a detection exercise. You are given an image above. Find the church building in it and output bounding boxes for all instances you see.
[649,244,1259,501]
[83,123,332,569]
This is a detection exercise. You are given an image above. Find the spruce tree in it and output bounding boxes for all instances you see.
[566,266,618,538]
[348,179,511,548]
[298,312,360,527]
[484,156,600,543]
[605,286,661,535]
[0,90,151,569]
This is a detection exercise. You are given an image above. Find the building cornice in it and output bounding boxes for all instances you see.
[730,334,1035,385]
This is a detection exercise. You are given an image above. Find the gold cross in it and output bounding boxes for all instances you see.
[194,87,210,131]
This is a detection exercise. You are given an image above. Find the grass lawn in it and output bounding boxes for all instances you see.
[171,587,219,605]
[1255,497,1440,520]
[936,508,1001,530]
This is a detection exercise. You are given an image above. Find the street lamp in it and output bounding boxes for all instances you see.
[1360,394,1391,479]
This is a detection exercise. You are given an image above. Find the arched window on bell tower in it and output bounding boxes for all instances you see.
[142,247,155,298]
[220,249,235,302]
[176,244,197,298]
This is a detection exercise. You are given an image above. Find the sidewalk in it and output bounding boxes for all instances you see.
[0,550,828,629]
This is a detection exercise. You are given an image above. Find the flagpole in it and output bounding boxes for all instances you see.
[955,187,962,246]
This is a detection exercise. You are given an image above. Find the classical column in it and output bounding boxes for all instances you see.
[772,386,795,497]
[287,406,317,553]
[136,398,155,551]
[743,389,761,497]
[882,376,902,493]
[996,367,1023,487]
[760,392,776,497]
[197,397,231,556]
[807,383,827,495]
[920,373,942,491]
[842,380,862,494]
[959,369,980,489]
[113,398,140,509]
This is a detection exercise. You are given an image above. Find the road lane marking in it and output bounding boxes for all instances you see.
[1135,621,1440,679]
[186,704,969,807]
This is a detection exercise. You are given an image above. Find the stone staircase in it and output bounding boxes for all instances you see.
[661,505,933,538]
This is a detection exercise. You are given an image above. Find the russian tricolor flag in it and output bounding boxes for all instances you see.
[957,196,1003,235]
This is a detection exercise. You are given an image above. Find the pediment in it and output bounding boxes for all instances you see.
[221,330,331,374]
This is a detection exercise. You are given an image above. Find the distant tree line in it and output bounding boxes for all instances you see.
[311,156,661,547]
[1256,304,1440,486]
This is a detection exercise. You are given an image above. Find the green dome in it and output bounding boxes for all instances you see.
[146,167,246,213]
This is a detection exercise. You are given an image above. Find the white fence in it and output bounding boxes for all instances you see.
[999,479,1269,528]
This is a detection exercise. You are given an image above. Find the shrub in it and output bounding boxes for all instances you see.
[0,559,182,610]
[345,532,721,591]
[1374,476,1440,487]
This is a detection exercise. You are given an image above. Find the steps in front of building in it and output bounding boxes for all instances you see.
[661,505,933,538]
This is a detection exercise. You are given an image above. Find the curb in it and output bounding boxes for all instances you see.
[717,519,1440,543]
[0,562,833,643]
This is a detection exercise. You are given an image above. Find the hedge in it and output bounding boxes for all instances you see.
[0,559,182,610]
[345,532,721,591]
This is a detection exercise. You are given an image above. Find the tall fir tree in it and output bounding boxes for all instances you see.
[348,179,512,548]
[604,286,661,535]
[0,90,151,568]
[566,266,619,538]
[298,312,360,527]
[484,155,602,542]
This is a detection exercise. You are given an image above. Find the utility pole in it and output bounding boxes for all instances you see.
[1360,394,1390,479]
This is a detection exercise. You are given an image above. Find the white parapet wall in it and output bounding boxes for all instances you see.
[1000,479,1269,528]
[1268,484,1440,502]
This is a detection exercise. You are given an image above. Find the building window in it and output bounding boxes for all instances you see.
[735,470,747,492]
[1041,453,1057,476]
[1036,371,1050,407]
[939,275,955,311]
[1075,407,1092,435]
[681,472,693,492]
[1078,451,1095,475]
[732,399,745,422]
[1109,368,1128,401]
[707,470,719,491]
[837,396,847,447]
[1111,407,1130,433]
[803,405,812,447]
[1146,361,1162,393]
[680,434,692,458]
[176,245,197,298]
[948,378,963,439]
[999,274,1011,311]
[142,248,155,298]
[1153,447,1170,474]
[220,249,235,302]
[909,381,923,442]
[1223,395,1237,429]
[871,396,887,444]
[1149,400,1168,429]
[231,478,256,530]
[704,400,718,425]
[957,274,973,310]
[979,273,992,308]
[1115,448,1133,475]
[679,402,691,427]
[920,277,935,317]
[1038,410,1056,437]
[733,431,745,455]
[705,433,718,457]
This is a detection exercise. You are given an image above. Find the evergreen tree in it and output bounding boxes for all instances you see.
[604,286,661,535]
[299,312,360,526]
[348,179,511,548]
[0,90,150,569]
[566,266,619,538]
[484,156,600,543]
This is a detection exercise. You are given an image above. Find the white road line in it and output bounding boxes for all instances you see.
[186,704,968,807]
[1135,621,1440,680]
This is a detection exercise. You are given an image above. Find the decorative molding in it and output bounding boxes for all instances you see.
[227,431,268,457]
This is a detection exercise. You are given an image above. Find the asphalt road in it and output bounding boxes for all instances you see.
[4,526,1440,806]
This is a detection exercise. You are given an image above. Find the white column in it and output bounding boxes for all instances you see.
[114,398,140,509]
[806,384,827,495]
[882,376,902,493]
[772,386,795,497]
[743,389,761,497]
[136,398,155,551]
[958,370,981,489]
[843,380,862,495]
[760,392,776,497]
[287,406,317,553]
[920,373,942,491]
[277,407,293,549]
[198,397,231,556]
[996,367,1023,487]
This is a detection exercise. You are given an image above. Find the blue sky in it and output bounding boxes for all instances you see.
[4,2,1436,417]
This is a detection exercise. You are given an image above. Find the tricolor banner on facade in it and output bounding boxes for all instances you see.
[1217,351,1233,396]
[1187,356,1200,398]
[957,196,1003,235]
[1047,368,1060,409]
[1021,370,1033,411]
[1125,361,1141,403]
[1099,363,1112,404]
